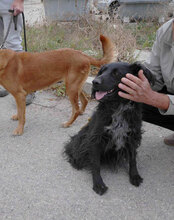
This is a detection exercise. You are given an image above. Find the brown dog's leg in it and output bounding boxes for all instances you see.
[63,66,89,127]
[79,91,88,115]
[62,89,81,128]
[12,92,26,135]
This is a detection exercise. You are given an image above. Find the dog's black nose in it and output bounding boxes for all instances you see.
[92,78,102,85]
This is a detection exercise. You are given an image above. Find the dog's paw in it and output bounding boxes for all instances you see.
[62,122,70,128]
[11,115,18,121]
[79,110,84,115]
[13,127,23,136]
[130,175,143,187]
[93,182,108,195]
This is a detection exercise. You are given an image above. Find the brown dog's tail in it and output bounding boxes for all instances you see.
[88,35,118,67]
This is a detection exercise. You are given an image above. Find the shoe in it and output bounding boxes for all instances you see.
[164,133,174,146]
[0,87,9,97]
[26,92,35,106]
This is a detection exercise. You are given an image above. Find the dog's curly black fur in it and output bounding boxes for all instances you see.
[64,62,155,195]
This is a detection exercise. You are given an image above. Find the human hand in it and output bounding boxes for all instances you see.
[118,70,155,105]
[11,0,24,16]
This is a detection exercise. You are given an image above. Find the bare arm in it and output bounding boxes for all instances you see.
[118,70,170,111]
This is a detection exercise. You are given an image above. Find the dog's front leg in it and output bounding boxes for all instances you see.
[12,93,26,136]
[90,146,108,195]
[128,148,143,187]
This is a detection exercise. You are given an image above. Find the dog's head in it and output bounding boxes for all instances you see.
[91,62,155,101]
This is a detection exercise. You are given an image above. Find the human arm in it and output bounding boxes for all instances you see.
[118,19,174,114]
[118,70,170,111]
[11,0,24,16]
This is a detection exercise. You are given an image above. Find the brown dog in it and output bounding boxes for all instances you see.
[0,35,117,135]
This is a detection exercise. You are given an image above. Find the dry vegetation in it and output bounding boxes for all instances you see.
[26,17,137,61]
[25,17,159,96]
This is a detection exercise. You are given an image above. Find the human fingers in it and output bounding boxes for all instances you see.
[124,73,143,85]
[11,3,24,16]
[121,76,141,91]
[138,70,148,82]
[13,8,20,16]
[118,91,134,101]
[118,83,136,95]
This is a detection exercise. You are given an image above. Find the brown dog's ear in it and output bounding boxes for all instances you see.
[0,49,15,70]
[130,62,155,86]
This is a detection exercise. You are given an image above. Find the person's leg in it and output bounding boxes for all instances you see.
[0,16,3,45]
[1,12,35,104]
[142,104,174,131]
[142,87,174,145]
[0,15,9,97]
[2,12,23,51]
[25,93,35,106]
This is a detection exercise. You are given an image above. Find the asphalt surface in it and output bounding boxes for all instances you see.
[0,90,174,220]
[1,1,174,219]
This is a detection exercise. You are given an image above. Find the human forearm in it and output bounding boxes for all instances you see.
[146,90,170,110]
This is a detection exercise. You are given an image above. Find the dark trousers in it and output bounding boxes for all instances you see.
[142,87,174,131]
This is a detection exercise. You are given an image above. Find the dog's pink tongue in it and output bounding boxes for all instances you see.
[95,91,107,100]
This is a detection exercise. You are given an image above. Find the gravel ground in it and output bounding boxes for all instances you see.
[0,1,174,219]
[0,90,174,220]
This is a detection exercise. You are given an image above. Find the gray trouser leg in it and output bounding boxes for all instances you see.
[1,12,23,51]
[0,17,4,46]
[0,12,35,104]
[0,12,23,96]
[0,17,8,95]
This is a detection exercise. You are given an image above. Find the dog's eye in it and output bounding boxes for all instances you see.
[97,71,103,76]
[112,71,116,77]
[111,69,118,78]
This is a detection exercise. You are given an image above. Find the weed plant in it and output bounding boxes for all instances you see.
[23,17,159,96]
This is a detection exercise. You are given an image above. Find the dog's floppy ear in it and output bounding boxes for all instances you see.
[130,62,155,86]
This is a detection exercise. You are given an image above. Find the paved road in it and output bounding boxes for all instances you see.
[1,1,174,219]
[0,90,174,220]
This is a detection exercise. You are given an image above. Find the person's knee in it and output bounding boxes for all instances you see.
[5,39,23,51]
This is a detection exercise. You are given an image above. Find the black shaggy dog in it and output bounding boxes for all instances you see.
[64,62,154,195]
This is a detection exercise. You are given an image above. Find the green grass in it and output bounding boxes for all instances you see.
[125,21,160,49]
[51,83,66,97]
[23,23,98,52]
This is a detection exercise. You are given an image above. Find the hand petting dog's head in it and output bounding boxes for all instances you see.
[129,62,155,86]
[91,62,155,101]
